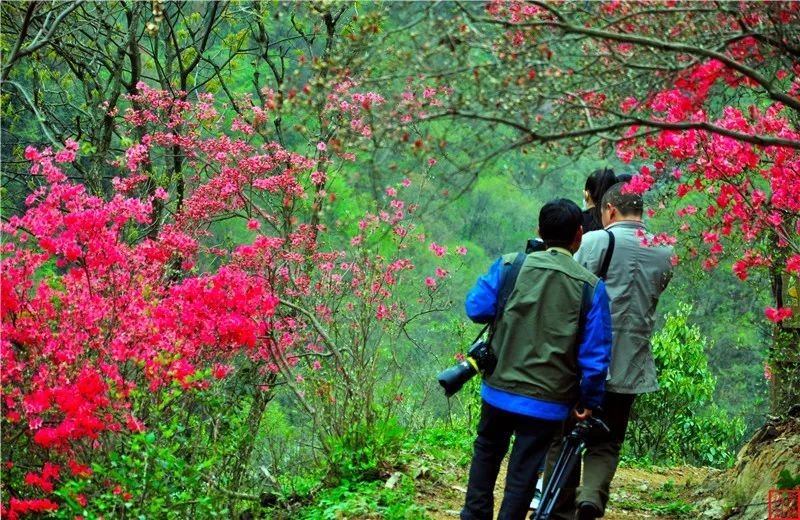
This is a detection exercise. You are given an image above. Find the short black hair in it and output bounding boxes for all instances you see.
[539,198,582,248]
[615,173,633,184]
[601,183,643,217]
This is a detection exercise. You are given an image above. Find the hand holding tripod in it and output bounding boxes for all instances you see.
[532,416,610,520]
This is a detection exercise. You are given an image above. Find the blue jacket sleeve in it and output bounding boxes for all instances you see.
[465,258,503,323]
[577,280,613,410]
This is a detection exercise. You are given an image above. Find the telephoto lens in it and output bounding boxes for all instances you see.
[437,359,477,397]
[437,339,496,397]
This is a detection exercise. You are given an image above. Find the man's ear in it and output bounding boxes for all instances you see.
[605,203,616,223]
[537,227,542,238]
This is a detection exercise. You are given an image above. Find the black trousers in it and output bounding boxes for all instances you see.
[461,400,560,520]
[544,391,637,519]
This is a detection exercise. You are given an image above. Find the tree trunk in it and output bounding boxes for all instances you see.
[769,328,800,415]
[769,263,800,415]
[228,390,271,516]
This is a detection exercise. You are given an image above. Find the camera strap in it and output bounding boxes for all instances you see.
[597,229,615,280]
[471,252,527,344]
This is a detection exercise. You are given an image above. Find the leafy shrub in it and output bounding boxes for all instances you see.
[53,430,223,519]
[624,304,745,467]
[326,418,407,483]
[407,424,474,467]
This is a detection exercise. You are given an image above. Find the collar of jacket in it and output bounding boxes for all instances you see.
[606,220,647,230]
[546,246,573,257]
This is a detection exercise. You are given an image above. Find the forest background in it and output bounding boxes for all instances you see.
[1,1,798,518]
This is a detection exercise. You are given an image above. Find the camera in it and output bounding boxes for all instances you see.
[437,338,498,397]
[526,238,546,254]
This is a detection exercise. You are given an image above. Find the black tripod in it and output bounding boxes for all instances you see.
[532,417,610,520]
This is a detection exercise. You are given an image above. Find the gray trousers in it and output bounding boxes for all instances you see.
[543,392,636,519]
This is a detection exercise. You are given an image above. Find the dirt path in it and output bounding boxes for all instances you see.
[419,462,715,519]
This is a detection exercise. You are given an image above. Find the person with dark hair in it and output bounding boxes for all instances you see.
[525,174,632,513]
[582,168,618,232]
[614,173,633,184]
[460,199,612,520]
[545,184,674,520]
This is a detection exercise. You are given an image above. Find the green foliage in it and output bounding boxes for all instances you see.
[35,376,287,519]
[270,419,477,518]
[448,174,540,258]
[777,469,800,490]
[406,423,474,468]
[1,1,782,515]
[276,473,324,502]
[624,304,745,467]
[652,479,676,499]
[655,253,770,436]
[299,475,428,520]
[617,498,695,517]
[326,418,407,483]
[52,428,223,519]
[615,479,695,517]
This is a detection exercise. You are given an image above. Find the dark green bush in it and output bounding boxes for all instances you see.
[326,417,407,483]
[624,304,745,467]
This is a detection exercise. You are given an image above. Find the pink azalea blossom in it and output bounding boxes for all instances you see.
[429,242,447,257]
[765,307,793,323]
[154,187,169,201]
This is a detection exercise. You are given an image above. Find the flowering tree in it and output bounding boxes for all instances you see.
[0,80,460,517]
[382,0,800,414]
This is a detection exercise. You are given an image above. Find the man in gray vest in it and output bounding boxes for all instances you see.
[548,183,674,520]
[461,199,612,520]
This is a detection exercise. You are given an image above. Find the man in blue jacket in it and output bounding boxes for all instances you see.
[461,198,612,520]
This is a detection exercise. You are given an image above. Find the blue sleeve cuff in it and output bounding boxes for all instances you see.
[577,281,612,409]
[465,257,503,323]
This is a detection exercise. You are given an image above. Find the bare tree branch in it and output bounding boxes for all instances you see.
[466,2,800,115]
[1,1,85,83]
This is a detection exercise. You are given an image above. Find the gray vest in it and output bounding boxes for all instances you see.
[576,222,674,393]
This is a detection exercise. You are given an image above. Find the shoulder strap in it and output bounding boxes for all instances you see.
[470,252,526,345]
[486,252,525,343]
[597,230,615,280]
[494,252,526,323]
